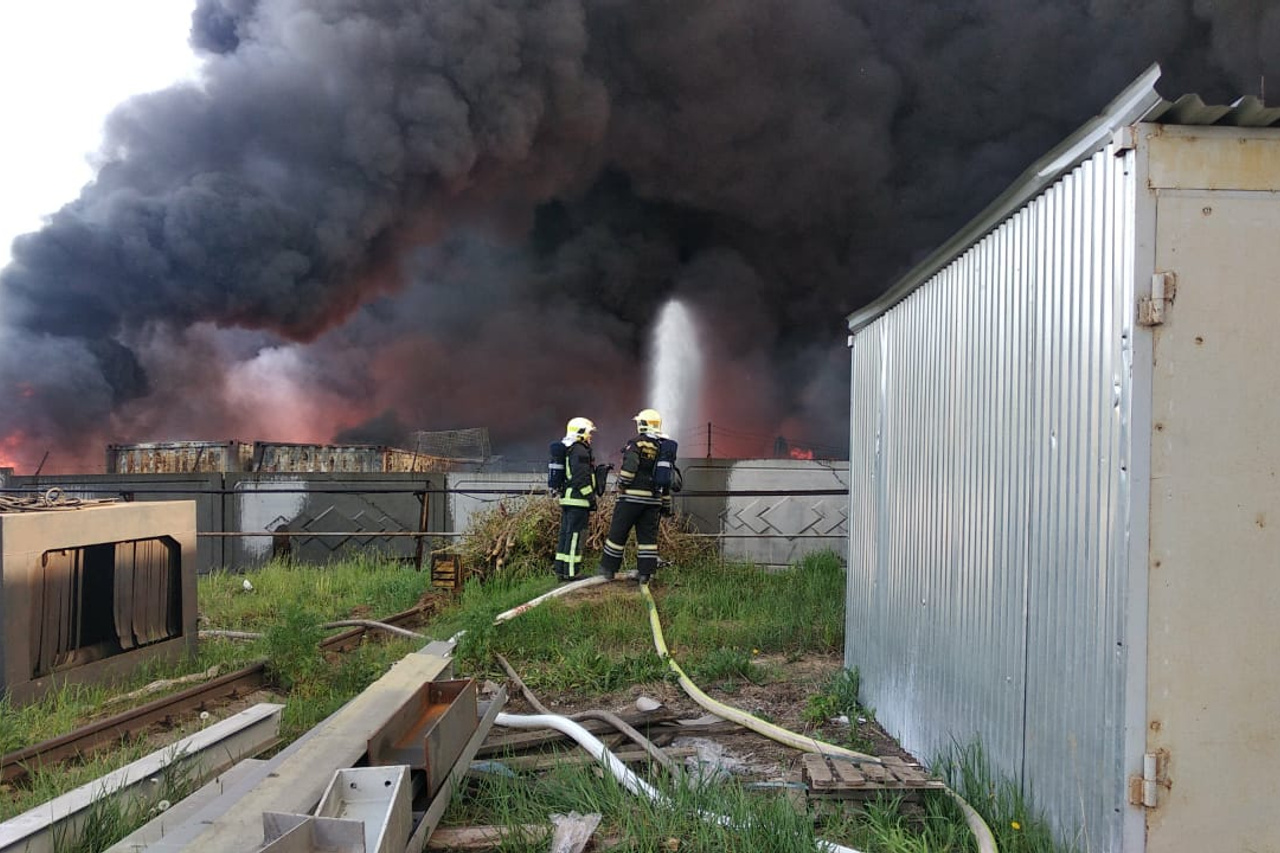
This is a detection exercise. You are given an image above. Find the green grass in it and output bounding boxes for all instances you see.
[934,741,1071,853]
[448,759,837,852]
[448,550,849,695]
[817,791,976,852]
[198,552,431,627]
[658,551,848,658]
[48,746,200,853]
[0,683,115,755]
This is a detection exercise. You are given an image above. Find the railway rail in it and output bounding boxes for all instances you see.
[0,604,430,785]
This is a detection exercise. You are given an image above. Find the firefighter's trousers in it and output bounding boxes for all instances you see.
[598,498,660,579]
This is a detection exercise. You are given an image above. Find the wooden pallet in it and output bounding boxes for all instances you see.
[801,754,946,802]
[431,553,466,591]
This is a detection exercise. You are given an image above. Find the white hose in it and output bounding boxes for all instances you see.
[492,574,613,624]
[494,712,865,853]
[495,712,664,801]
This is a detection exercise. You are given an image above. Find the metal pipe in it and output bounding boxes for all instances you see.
[200,620,425,642]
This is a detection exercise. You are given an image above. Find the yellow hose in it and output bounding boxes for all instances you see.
[638,582,881,764]
[639,582,998,853]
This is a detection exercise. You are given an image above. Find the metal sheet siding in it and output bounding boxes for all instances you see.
[846,145,1136,847]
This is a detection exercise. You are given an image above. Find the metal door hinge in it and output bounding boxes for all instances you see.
[1138,272,1177,326]
[1128,749,1170,808]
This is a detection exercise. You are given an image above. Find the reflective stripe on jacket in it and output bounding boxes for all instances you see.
[560,440,596,508]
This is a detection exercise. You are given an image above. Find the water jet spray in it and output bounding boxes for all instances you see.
[646,299,703,445]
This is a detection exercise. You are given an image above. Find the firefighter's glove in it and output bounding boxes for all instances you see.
[660,496,673,517]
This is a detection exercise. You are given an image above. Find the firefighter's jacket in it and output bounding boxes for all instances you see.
[616,432,664,505]
[559,440,597,509]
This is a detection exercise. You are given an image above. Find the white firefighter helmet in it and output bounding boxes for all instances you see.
[633,408,662,435]
[565,417,596,442]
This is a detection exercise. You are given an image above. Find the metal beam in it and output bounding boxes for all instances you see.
[0,703,283,853]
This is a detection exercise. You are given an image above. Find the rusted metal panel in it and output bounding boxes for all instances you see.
[106,441,253,474]
[382,448,453,473]
[251,443,452,474]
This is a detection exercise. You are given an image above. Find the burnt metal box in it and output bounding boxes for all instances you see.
[0,500,198,706]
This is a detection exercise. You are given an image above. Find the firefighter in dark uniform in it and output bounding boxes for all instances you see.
[598,408,676,584]
[553,417,599,582]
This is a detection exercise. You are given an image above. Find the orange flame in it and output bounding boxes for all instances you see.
[788,446,815,460]
[0,430,27,469]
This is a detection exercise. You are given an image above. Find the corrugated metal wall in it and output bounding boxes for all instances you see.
[847,144,1137,847]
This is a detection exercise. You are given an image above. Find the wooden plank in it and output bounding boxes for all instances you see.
[426,825,550,850]
[859,762,890,783]
[801,754,835,789]
[828,758,866,786]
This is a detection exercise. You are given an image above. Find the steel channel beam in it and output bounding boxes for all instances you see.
[0,704,283,853]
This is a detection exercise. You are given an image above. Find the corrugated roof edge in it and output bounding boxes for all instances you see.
[847,63,1171,334]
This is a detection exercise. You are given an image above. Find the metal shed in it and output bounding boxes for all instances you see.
[844,64,1280,852]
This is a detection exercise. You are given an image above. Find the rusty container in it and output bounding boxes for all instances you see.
[106,441,254,474]
[252,442,452,473]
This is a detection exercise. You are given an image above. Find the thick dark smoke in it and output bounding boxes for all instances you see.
[1,0,1275,471]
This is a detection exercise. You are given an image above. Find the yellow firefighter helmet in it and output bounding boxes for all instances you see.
[565,417,596,442]
[633,408,662,435]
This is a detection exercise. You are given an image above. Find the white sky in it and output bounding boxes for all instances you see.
[0,1,202,267]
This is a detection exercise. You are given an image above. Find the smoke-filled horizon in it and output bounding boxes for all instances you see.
[1,0,1275,472]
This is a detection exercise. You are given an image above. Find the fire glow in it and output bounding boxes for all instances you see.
[0,430,27,469]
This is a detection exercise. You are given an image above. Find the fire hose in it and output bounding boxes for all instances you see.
[637,581,998,853]
[471,572,997,853]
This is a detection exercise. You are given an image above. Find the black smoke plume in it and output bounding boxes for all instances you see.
[1,0,1274,471]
